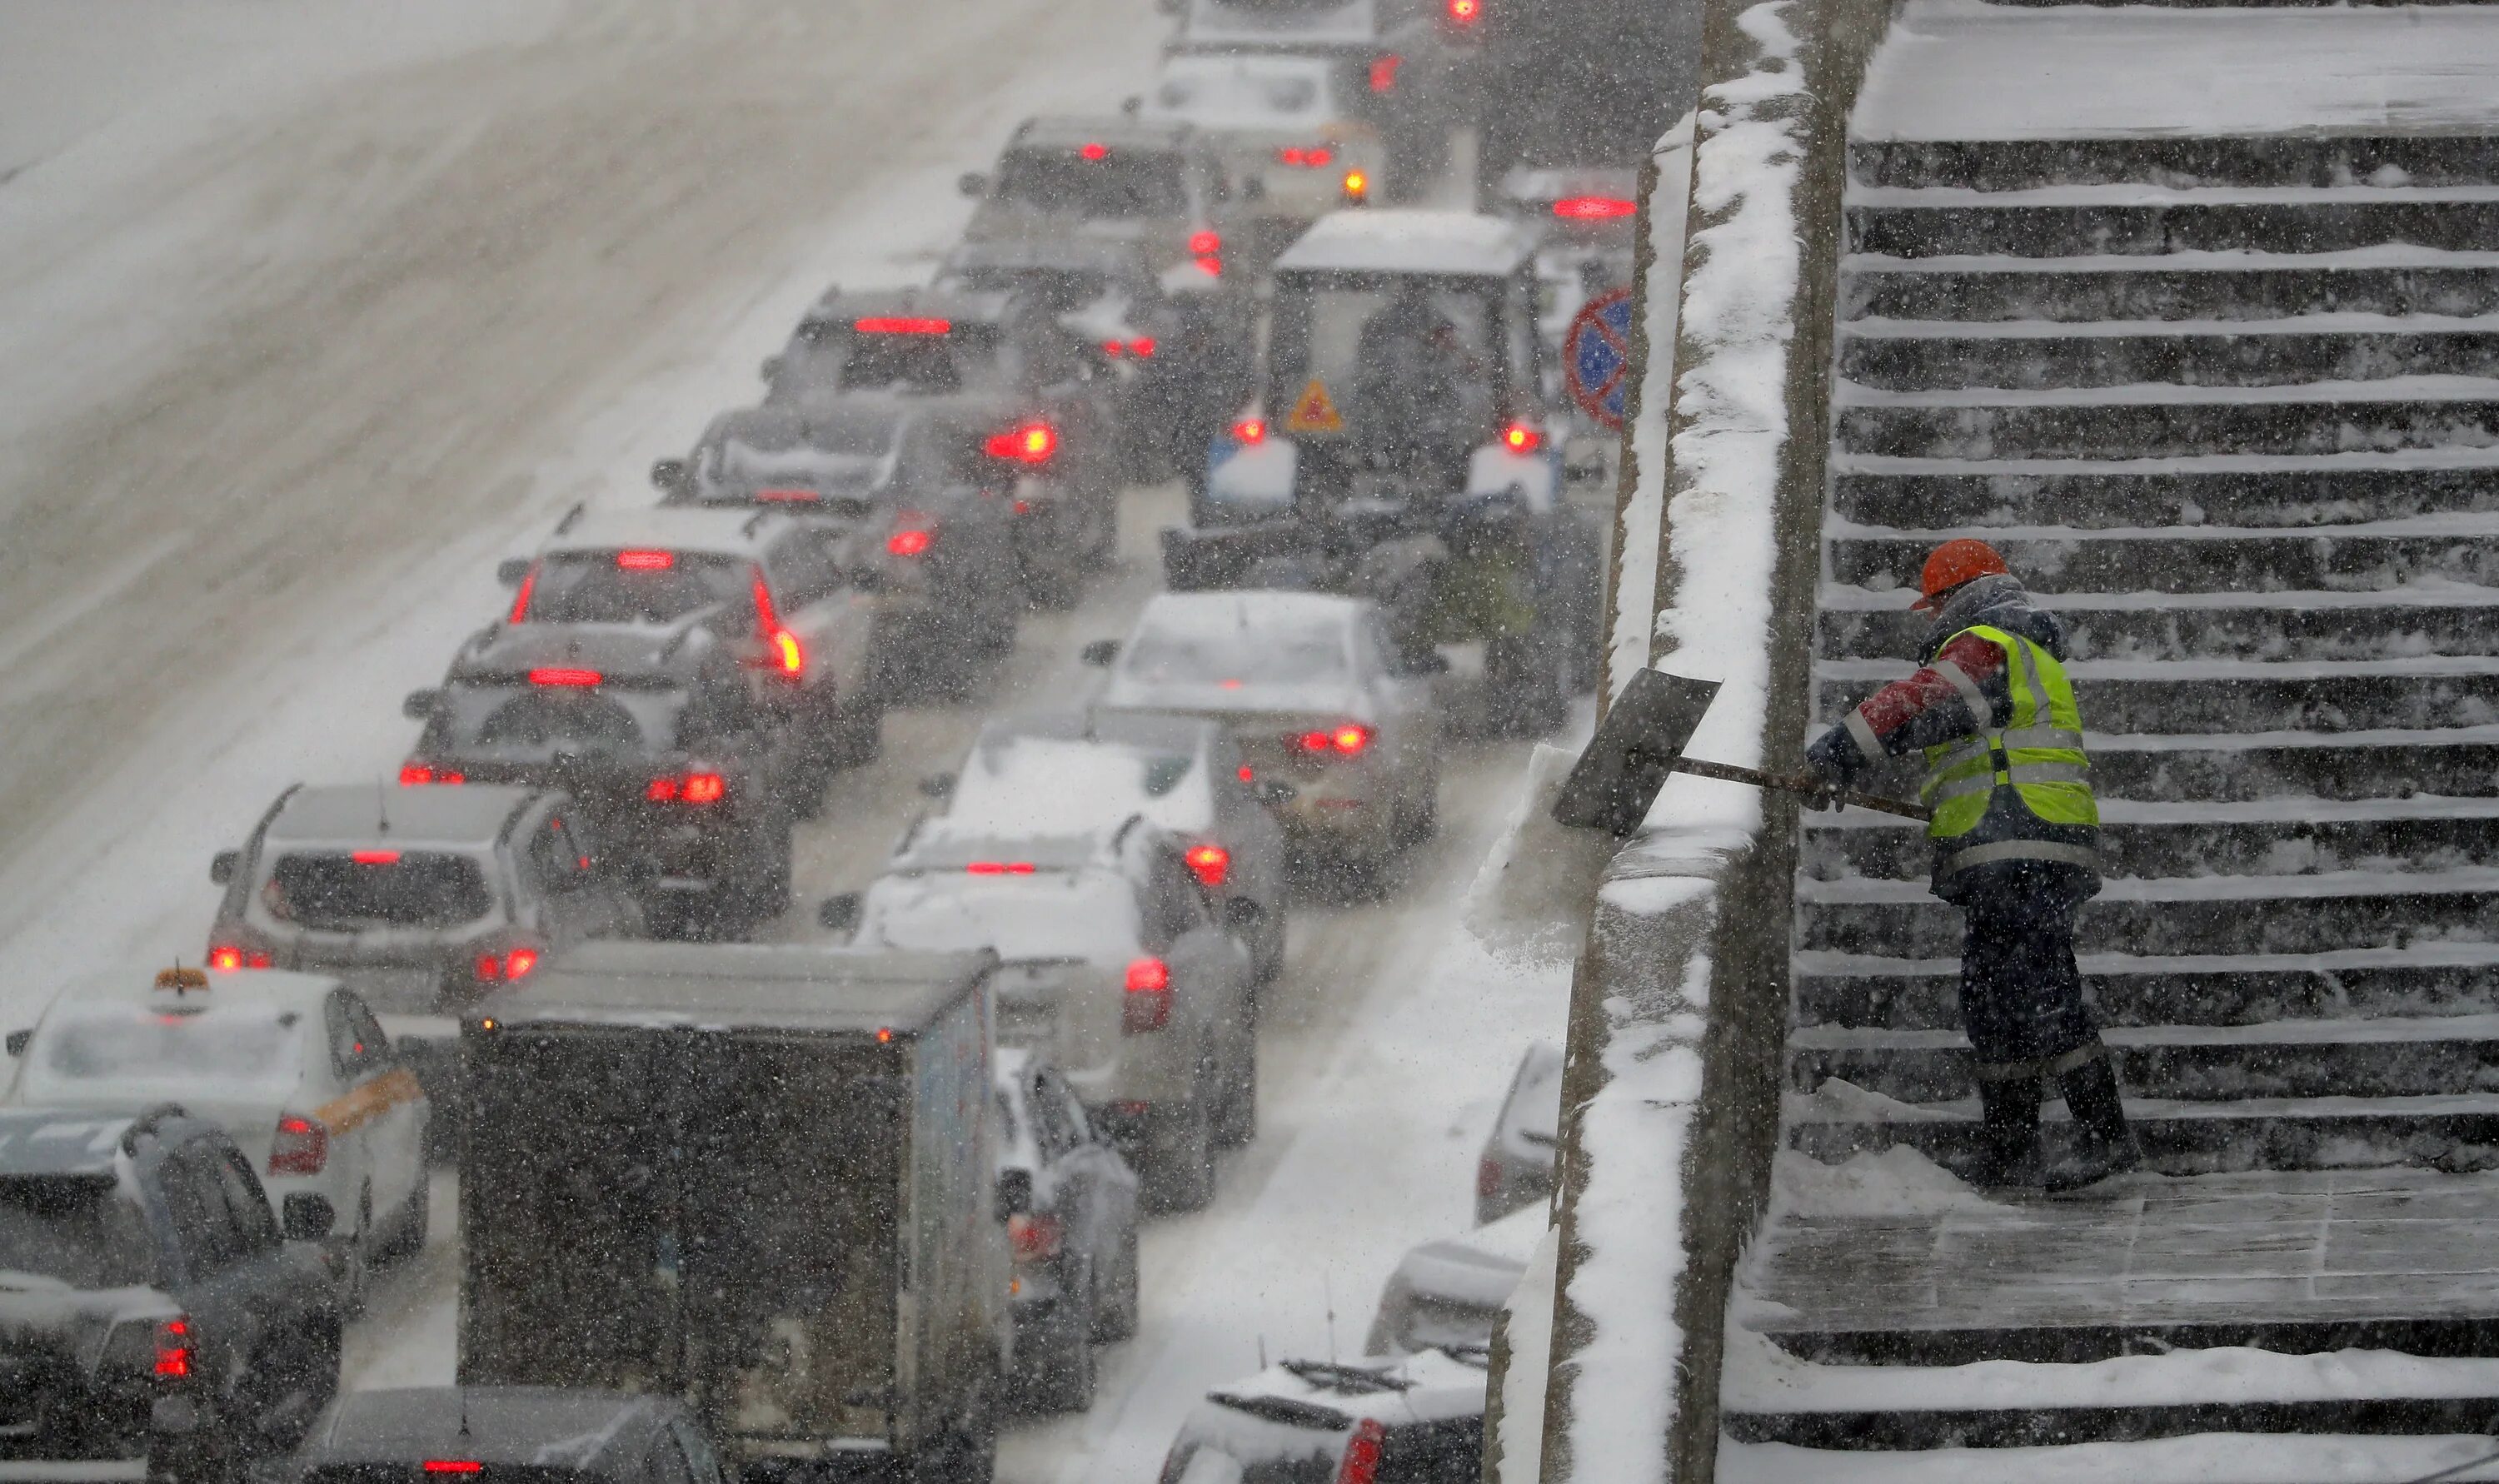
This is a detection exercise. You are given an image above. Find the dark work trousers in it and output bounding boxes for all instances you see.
[1949,860,2101,1071]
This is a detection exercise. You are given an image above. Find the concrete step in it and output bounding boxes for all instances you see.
[1799,797,2499,884]
[1720,1432,2499,1482]
[1840,319,2499,393]
[1829,451,2499,530]
[1794,868,2499,960]
[1819,587,2499,664]
[1833,379,2499,461]
[1788,1017,2499,1103]
[1850,137,2499,194]
[1826,513,2499,595]
[1848,184,2499,261]
[1815,653,2499,738]
[1843,250,2499,325]
[1794,942,2499,1033]
[2082,727,2499,804]
[1785,1089,2499,1181]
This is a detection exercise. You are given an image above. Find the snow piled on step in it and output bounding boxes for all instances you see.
[1719,1432,2499,1484]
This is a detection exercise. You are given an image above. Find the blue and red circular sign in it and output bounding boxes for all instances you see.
[1564,287,1636,431]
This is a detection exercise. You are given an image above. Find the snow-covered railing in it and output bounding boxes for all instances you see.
[1491,2,1898,1480]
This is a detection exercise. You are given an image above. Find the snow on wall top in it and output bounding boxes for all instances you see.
[1858,0,2499,142]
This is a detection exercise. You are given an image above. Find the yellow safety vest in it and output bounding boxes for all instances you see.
[1918,624,2099,876]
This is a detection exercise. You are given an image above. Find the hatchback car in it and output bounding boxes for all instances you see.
[830,817,1255,1212]
[294,1387,731,1484]
[925,711,1289,984]
[1141,50,1387,230]
[1364,1202,1544,1357]
[995,1048,1140,1413]
[1474,1040,1561,1225]
[962,117,1247,282]
[1156,1347,1487,1484]
[1089,591,1439,873]
[0,1102,342,1484]
[6,966,429,1304]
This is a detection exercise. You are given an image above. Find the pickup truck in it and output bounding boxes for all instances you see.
[456,943,1007,1484]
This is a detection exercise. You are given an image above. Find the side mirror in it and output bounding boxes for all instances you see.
[282,1192,336,1242]
[650,457,691,497]
[402,690,441,721]
[957,171,991,199]
[1121,95,1142,117]
[817,893,863,935]
[995,1168,1033,1222]
[759,355,783,384]
[918,773,956,801]
[495,557,532,589]
[210,850,240,886]
[1080,639,1120,667]
[4,1029,30,1058]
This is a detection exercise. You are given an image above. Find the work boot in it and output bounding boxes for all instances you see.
[2045,1057,2141,1194]
[1971,1078,2045,1191]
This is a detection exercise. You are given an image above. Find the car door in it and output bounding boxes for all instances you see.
[164,1147,326,1450]
[1041,1066,1135,1280]
[764,530,875,717]
[336,991,424,1228]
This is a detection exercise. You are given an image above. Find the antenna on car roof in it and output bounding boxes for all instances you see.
[555,500,586,535]
[1324,1272,1337,1366]
[459,1388,471,1438]
[376,778,392,836]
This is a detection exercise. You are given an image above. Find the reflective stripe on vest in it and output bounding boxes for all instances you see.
[1918,625,2098,844]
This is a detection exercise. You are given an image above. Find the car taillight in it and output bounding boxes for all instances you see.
[529,667,601,687]
[747,568,804,676]
[888,526,933,557]
[1102,336,1159,359]
[507,562,538,623]
[756,486,821,502]
[1336,1419,1386,1484]
[1369,54,1402,92]
[1232,416,1266,446]
[154,1318,192,1379]
[269,1117,329,1177]
[1189,230,1221,256]
[422,1465,485,1476]
[1503,421,1542,453]
[1447,0,1480,22]
[1342,169,1369,202]
[474,948,540,984]
[1124,957,1172,1033]
[1185,843,1230,889]
[853,316,950,335]
[648,772,728,804]
[985,421,1057,464]
[207,945,266,972]
[1278,145,1336,167]
[1007,1211,1064,1262]
[1554,195,1637,221]
[1297,724,1372,756]
[399,764,465,785]
[1478,1155,1503,1198]
[352,849,402,865]
[1080,142,1110,161]
[1195,255,1224,277]
[965,861,1037,875]
[615,549,675,570]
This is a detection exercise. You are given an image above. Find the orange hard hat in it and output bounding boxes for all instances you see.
[1910,539,2010,611]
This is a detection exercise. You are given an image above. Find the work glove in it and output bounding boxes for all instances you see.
[1803,725,1867,811]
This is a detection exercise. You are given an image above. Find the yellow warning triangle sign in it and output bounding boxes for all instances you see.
[1284,377,1344,434]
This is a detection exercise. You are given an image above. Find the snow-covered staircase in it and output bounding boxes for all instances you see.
[1724,5,2499,1479]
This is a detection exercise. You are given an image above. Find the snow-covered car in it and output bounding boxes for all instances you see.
[1155,1347,1488,1484]
[1086,591,1439,872]
[3,966,429,1304]
[827,817,1257,1213]
[1364,1202,1545,1356]
[960,117,1247,286]
[935,233,1253,482]
[1474,1039,1561,1224]
[656,400,1023,694]
[296,1388,734,1484]
[995,1047,1140,1413]
[761,287,1121,608]
[1140,51,1387,232]
[922,710,1289,985]
[204,782,641,1153]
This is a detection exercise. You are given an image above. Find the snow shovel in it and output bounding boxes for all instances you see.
[1551,669,1930,837]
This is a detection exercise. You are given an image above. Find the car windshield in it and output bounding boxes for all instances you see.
[262,851,495,930]
[1150,60,1329,126]
[521,550,752,626]
[860,873,1141,964]
[0,1178,157,1290]
[30,1004,303,1097]
[995,149,1187,219]
[1125,616,1351,688]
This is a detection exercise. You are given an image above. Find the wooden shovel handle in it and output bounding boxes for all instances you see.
[1664,755,1930,822]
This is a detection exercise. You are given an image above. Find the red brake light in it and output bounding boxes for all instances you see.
[1195,255,1223,277]
[614,549,674,570]
[1125,957,1171,992]
[1337,1419,1386,1484]
[1478,1155,1504,1198]
[506,562,538,623]
[351,849,402,865]
[1232,417,1266,446]
[399,764,465,786]
[985,421,1057,464]
[1185,843,1230,889]
[1123,957,1172,1033]
[1279,147,1306,166]
[681,773,726,804]
[1553,195,1637,221]
[1238,764,1254,783]
[1333,724,1373,754]
[853,316,950,335]
[268,1116,329,1177]
[1007,1211,1064,1262]
[422,1466,485,1476]
[755,487,821,503]
[1080,142,1110,161]
[771,629,804,674]
[154,1318,192,1379]
[1369,54,1403,92]
[207,946,245,972]
[1102,339,1125,357]
[1502,421,1543,453]
[505,948,539,980]
[1447,0,1480,22]
[888,527,933,557]
[528,667,601,688]
[1189,230,1222,256]
[1129,336,1157,358]
[965,861,1037,875]
[646,776,679,801]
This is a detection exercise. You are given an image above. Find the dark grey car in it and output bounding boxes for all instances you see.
[1474,1041,1560,1226]
[293,1387,731,1484]
[995,1048,1140,1414]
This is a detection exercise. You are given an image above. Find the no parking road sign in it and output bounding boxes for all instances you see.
[1565,287,1636,431]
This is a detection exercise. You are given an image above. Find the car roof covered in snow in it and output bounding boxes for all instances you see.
[541,505,793,561]
[481,943,994,1036]
[268,784,539,850]
[0,1108,149,1178]
[1386,1203,1549,1312]
[1274,210,1536,279]
[302,1387,681,1471]
[933,715,1220,839]
[1011,115,1198,153]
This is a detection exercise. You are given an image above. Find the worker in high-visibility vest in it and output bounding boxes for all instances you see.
[1804,539,2138,1193]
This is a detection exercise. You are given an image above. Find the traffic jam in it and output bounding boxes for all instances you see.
[0,1,1643,1481]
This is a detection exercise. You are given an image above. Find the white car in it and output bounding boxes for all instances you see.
[1142,51,1385,231]
[1364,1202,1548,1356]
[2,966,430,1303]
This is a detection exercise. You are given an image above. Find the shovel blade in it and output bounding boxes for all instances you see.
[1550,669,1722,836]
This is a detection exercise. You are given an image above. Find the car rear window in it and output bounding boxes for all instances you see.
[263,852,495,930]
[438,685,677,756]
[860,874,1142,964]
[29,1005,303,1098]
[995,148,1187,219]
[1125,620,1350,687]
[1152,61,1329,125]
[0,1176,157,1289]
[521,551,753,627]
